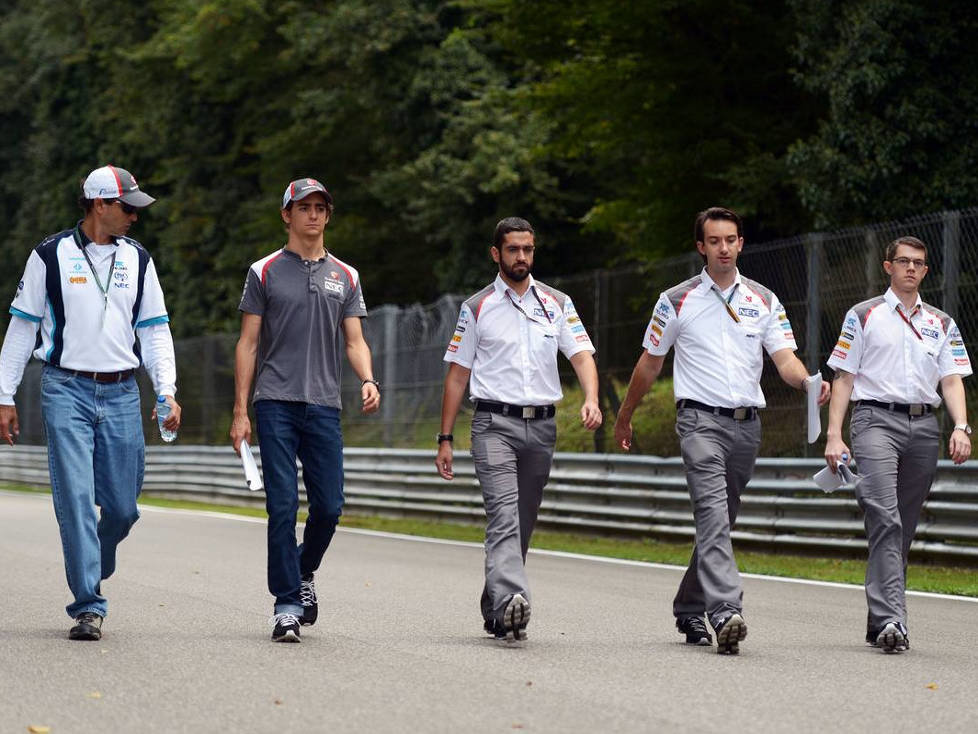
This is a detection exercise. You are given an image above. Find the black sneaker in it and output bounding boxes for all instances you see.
[484,619,506,640]
[713,613,747,655]
[875,622,909,654]
[69,612,103,641]
[677,615,713,645]
[300,573,318,626]
[271,613,301,643]
[502,594,530,642]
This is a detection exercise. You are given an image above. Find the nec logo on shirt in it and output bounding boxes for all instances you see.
[533,307,555,320]
[323,279,344,296]
[737,307,759,319]
[920,327,940,340]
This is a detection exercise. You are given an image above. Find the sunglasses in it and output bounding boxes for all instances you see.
[110,200,138,215]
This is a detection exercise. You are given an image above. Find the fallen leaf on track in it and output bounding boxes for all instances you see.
[27,726,51,733]
[87,692,102,699]
[926,683,938,690]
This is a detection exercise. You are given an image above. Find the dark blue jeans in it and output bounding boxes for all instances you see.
[255,400,344,614]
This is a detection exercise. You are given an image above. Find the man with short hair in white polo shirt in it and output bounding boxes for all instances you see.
[0,165,180,641]
[824,235,972,654]
[435,216,602,642]
[613,206,830,654]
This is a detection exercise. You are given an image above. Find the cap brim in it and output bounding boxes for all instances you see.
[292,188,333,206]
[119,190,156,207]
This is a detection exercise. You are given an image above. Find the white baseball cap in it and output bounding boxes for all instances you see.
[82,165,156,207]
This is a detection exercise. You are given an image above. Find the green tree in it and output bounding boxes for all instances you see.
[788,0,978,228]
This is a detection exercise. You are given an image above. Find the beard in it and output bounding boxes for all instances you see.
[500,260,531,282]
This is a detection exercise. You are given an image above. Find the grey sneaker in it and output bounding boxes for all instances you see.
[69,612,103,641]
[502,594,530,642]
[300,573,318,626]
[270,613,302,643]
[876,622,909,654]
[713,613,747,655]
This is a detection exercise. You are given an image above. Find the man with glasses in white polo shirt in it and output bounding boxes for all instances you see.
[0,165,180,641]
[435,216,602,642]
[825,235,972,654]
[613,207,829,654]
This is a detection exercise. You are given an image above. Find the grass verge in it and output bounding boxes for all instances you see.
[4,483,976,597]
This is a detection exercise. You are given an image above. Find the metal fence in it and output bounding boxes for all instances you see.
[3,445,977,563]
[7,208,978,456]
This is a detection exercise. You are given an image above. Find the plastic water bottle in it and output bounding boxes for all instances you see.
[156,395,177,443]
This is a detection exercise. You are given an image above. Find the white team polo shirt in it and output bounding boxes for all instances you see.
[827,288,972,405]
[444,274,595,405]
[643,268,797,408]
[9,225,169,371]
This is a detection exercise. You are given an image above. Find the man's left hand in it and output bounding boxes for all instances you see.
[580,399,602,431]
[152,395,182,431]
[817,380,831,406]
[949,429,972,465]
[361,383,380,414]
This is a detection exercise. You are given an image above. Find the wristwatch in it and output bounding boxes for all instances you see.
[437,433,454,444]
[953,424,972,435]
[362,378,381,391]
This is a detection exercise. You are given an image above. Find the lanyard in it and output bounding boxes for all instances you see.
[73,225,117,327]
[895,304,923,341]
[711,283,740,323]
[507,286,553,324]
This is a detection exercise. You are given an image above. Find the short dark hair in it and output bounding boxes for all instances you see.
[886,235,927,262]
[694,207,743,243]
[493,217,534,248]
[78,195,117,214]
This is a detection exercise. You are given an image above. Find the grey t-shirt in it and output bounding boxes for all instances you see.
[238,248,367,409]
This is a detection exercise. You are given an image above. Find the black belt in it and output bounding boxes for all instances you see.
[676,399,758,421]
[475,400,555,420]
[855,400,933,416]
[66,368,135,383]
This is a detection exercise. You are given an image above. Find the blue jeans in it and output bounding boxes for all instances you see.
[40,364,144,619]
[255,400,344,615]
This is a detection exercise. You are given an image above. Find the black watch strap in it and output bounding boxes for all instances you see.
[437,433,454,444]
[362,378,380,390]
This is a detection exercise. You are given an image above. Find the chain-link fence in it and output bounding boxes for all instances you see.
[10,209,978,456]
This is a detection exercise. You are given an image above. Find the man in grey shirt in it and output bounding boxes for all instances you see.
[231,177,380,642]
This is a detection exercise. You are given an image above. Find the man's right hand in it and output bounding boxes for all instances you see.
[824,435,851,473]
[0,405,18,446]
[230,413,251,453]
[613,415,633,452]
[435,442,454,480]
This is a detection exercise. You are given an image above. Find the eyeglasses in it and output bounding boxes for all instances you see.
[110,200,138,215]
[890,257,926,268]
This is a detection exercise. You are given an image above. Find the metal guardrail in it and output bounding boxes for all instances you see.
[3,445,978,561]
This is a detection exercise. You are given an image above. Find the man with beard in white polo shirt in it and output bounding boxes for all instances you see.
[824,235,972,654]
[435,216,602,642]
[0,165,180,641]
[614,206,829,654]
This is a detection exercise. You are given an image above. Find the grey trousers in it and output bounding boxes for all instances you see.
[850,405,939,631]
[470,410,556,623]
[672,408,761,626]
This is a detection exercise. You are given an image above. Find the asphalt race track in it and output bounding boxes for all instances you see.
[2,490,976,733]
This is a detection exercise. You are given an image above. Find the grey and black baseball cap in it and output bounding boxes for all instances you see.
[83,165,156,207]
[282,177,333,209]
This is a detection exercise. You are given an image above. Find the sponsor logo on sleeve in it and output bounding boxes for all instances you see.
[842,330,855,340]
[832,348,847,360]
[571,324,585,334]
[567,315,581,324]
[653,315,667,327]
[845,316,857,328]
[780,321,792,331]
[783,331,794,340]
[575,334,590,343]
[954,357,969,366]
[451,334,462,343]
[656,301,670,316]
[836,340,850,350]
[649,333,660,347]
[447,344,459,353]
[17,280,24,291]
[950,339,963,346]
[952,348,967,356]
[651,323,663,336]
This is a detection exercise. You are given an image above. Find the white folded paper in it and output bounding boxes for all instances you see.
[813,462,861,493]
[806,373,823,444]
[239,440,263,491]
